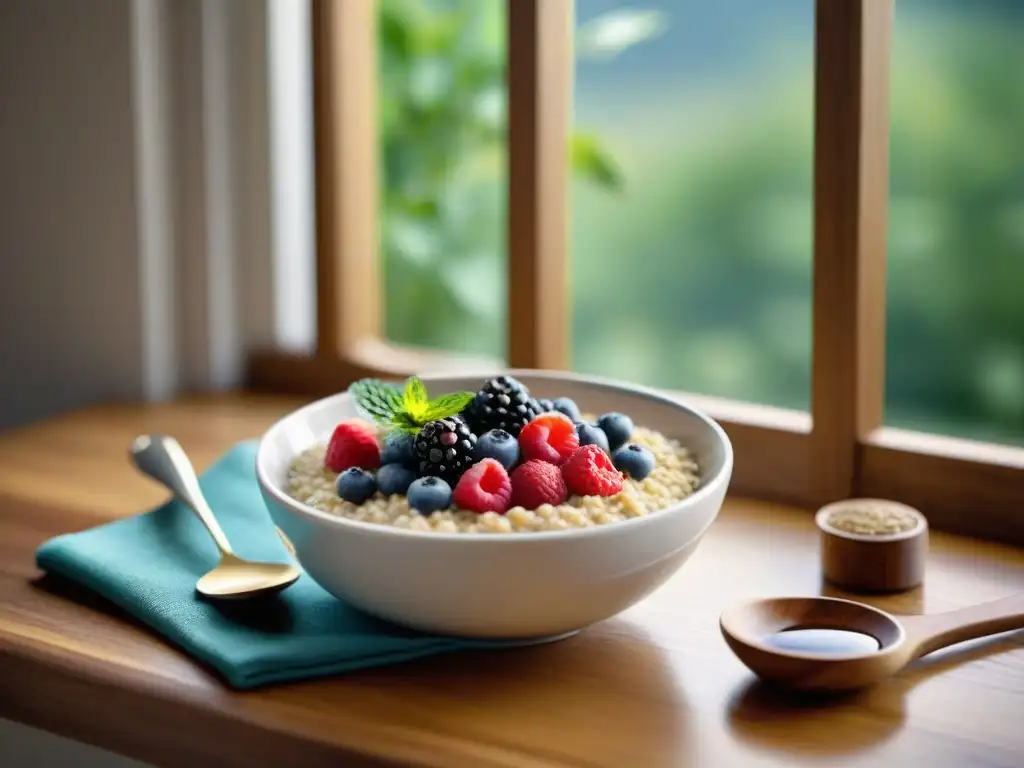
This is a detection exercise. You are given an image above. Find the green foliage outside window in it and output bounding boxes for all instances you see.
[377,0,1024,445]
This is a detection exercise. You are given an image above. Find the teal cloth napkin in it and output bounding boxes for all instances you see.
[35,441,511,689]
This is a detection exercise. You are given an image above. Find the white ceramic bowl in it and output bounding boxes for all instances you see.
[257,370,733,639]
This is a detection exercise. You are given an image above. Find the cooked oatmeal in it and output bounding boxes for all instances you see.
[287,421,700,534]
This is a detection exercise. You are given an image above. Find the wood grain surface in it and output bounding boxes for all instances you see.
[1,395,1022,767]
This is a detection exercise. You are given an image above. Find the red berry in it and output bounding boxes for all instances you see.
[518,412,580,465]
[325,420,381,472]
[510,460,568,510]
[561,444,623,497]
[452,458,512,514]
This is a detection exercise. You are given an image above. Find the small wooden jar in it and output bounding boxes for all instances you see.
[816,499,928,593]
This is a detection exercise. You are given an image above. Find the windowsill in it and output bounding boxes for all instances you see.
[0,394,1021,767]
[866,426,1024,468]
[664,390,812,433]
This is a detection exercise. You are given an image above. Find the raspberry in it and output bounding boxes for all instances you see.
[325,420,381,473]
[518,412,579,465]
[561,444,623,497]
[452,458,512,514]
[510,460,568,510]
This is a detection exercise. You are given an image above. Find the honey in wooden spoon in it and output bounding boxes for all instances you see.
[763,628,880,656]
[721,593,1024,691]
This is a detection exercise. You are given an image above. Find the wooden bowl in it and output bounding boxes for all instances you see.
[816,499,928,593]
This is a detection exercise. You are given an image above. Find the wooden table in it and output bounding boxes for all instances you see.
[1,395,1022,767]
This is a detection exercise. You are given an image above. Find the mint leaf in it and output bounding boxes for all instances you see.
[386,411,422,435]
[420,391,474,422]
[352,379,473,432]
[403,376,429,420]
[348,378,403,425]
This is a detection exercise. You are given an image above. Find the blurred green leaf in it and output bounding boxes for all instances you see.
[379,5,413,62]
[472,86,504,132]
[408,57,452,107]
[570,133,625,192]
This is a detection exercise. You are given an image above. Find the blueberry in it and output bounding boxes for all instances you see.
[380,430,416,467]
[407,476,452,514]
[474,428,520,470]
[597,412,634,451]
[336,467,377,504]
[612,443,655,480]
[552,397,582,423]
[377,463,416,496]
[537,398,555,413]
[574,421,610,454]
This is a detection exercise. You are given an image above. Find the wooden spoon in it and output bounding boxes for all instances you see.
[720,593,1024,691]
[130,434,300,599]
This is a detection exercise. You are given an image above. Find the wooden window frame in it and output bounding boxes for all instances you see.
[249,0,1024,545]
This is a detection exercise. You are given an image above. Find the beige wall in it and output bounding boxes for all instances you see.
[0,0,147,431]
[0,1,151,763]
[0,3,293,759]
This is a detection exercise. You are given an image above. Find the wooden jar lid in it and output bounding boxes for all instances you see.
[816,499,928,593]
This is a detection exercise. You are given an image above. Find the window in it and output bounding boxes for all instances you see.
[378,0,508,358]
[886,0,1024,446]
[249,0,1024,546]
[571,1,815,410]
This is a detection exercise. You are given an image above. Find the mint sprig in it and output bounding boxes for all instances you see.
[403,376,430,420]
[348,378,404,423]
[349,376,475,435]
[420,392,474,421]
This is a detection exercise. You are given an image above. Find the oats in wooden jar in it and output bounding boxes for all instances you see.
[825,504,920,535]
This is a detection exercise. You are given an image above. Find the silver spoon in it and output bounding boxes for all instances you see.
[129,434,300,599]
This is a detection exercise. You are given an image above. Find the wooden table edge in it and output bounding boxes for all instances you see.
[0,628,411,768]
[0,619,572,768]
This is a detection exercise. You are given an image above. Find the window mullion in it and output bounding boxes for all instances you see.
[311,0,379,358]
[507,0,573,369]
[810,0,893,503]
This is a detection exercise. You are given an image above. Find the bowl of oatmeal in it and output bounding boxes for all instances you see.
[256,370,733,639]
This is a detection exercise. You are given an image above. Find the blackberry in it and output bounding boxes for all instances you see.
[462,376,543,438]
[413,416,478,484]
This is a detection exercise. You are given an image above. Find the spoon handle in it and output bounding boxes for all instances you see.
[129,434,235,557]
[902,593,1024,659]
